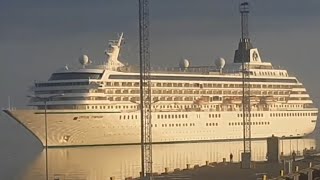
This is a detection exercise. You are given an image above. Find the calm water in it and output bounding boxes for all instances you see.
[1,112,319,180]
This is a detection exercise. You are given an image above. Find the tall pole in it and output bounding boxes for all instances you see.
[139,0,145,175]
[282,139,284,154]
[27,94,63,180]
[139,0,152,179]
[240,1,252,169]
[8,96,11,110]
[44,100,48,180]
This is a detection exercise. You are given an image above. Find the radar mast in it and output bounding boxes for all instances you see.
[105,33,125,70]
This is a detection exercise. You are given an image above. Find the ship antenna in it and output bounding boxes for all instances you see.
[117,32,124,47]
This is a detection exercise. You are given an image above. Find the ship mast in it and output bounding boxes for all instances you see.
[105,33,124,71]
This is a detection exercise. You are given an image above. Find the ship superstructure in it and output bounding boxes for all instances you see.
[3,32,318,147]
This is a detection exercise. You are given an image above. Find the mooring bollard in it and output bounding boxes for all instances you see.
[280,170,284,176]
[262,174,267,180]
[164,167,168,173]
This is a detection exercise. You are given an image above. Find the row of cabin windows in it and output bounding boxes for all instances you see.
[88,105,138,110]
[270,112,317,117]
[120,115,138,120]
[104,89,297,95]
[229,121,270,126]
[46,95,294,103]
[35,89,89,94]
[255,71,287,77]
[270,104,304,108]
[206,123,219,126]
[86,104,307,111]
[157,114,188,119]
[104,82,139,87]
[158,104,210,108]
[35,80,304,89]
[87,103,219,110]
[237,113,264,118]
[288,97,311,101]
[35,82,89,87]
[103,82,295,89]
[103,96,291,102]
[155,104,218,109]
[209,114,221,118]
[120,113,318,121]
[103,82,303,89]
[290,91,307,94]
[102,123,196,128]
[160,123,196,127]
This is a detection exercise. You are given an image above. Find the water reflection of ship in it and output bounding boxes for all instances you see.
[22,139,317,180]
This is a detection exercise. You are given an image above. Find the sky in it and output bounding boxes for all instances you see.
[0,0,320,108]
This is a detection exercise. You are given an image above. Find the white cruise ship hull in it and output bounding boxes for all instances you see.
[3,109,317,147]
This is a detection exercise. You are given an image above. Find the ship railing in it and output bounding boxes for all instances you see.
[116,64,287,72]
[116,66,242,76]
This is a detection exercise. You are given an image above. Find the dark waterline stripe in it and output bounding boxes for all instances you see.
[34,111,121,114]
[48,136,304,149]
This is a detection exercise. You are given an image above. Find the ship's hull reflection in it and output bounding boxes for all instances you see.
[23,138,316,180]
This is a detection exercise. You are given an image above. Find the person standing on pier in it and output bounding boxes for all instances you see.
[230,153,233,163]
[292,150,296,161]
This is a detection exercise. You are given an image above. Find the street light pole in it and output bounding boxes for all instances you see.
[281,136,285,155]
[290,139,292,153]
[281,139,284,154]
[27,94,63,180]
[44,99,48,180]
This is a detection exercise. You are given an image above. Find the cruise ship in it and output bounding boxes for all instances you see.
[3,31,318,147]
[3,14,318,147]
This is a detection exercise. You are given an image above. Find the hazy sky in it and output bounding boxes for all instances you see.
[1,0,320,108]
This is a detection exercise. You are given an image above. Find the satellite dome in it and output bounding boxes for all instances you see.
[215,57,226,69]
[79,55,89,66]
[179,59,190,69]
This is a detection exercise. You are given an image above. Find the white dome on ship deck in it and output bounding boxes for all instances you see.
[179,59,190,69]
[79,54,89,65]
[215,57,226,69]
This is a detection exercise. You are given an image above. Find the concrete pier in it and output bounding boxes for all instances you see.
[131,154,320,180]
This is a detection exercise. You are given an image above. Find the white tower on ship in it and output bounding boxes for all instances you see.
[105,33,125,70]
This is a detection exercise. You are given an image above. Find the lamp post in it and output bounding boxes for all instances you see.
[281,136,285,155]
[27,94,64,180]
[296,139,299,153]
[290,139,292,153]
